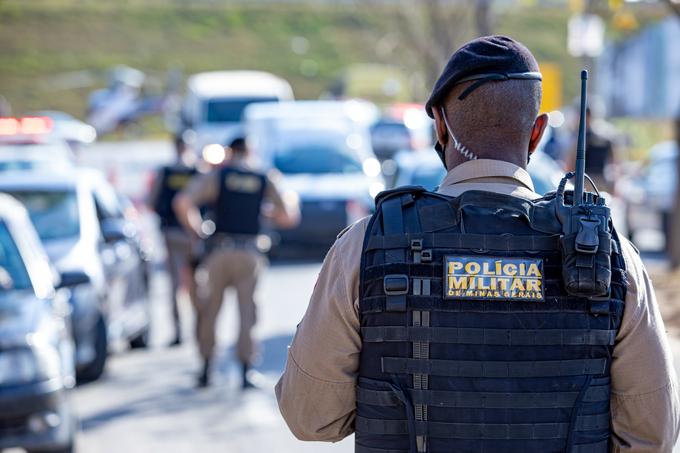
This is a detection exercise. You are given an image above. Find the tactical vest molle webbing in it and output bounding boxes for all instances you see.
[154,166,197,228]
[357,187,626,453]
[214,166,267,236]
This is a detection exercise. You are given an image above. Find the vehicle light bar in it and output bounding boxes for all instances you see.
[0,117,54,136]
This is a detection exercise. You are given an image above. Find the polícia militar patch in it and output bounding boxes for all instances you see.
[443,256,544,301]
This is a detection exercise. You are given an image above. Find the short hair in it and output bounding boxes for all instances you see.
[228,137,247,154]
[443,79,542,157]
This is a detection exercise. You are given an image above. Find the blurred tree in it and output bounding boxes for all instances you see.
[368,0,493,94]
[476,0,493,36]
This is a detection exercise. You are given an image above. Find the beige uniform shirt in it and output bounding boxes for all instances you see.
[182,160,286,212]
[276,159,680,451]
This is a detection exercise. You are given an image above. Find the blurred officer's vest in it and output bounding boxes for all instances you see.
[215,167,266,236]
[357,187,626,453]
[154,166,197,228]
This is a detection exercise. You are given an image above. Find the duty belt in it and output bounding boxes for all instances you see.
[209,233,260,251]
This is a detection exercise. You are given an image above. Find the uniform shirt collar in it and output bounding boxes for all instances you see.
[439,158,535,192]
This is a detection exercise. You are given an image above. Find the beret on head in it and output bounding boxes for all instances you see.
[425,35,541,118]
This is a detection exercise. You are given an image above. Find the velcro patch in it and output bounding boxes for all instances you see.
[443,256,544,301]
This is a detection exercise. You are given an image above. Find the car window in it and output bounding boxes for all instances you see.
[274,142,364,175]
[92,179,123,221]
[205,97,278,123]
[0,221,32,291]
[8,190,80,241]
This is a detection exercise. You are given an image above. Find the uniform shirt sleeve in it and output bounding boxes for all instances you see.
[147,167,164,211]
[264,169,287,213]
[610,238,680,452]
[275,217,368,442]
[181,170,219,206]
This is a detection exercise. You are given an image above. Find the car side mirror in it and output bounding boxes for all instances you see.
[101,218,130,243]
[58,270,90,288]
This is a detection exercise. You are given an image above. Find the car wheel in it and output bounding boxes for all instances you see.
[129,324,150,349]
[76,314,107,383]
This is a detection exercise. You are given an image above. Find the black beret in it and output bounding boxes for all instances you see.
[425,35,541,118]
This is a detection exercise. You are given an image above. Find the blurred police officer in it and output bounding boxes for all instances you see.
[174,137,298,388]
[276,36,680,452]
[566,107,616,193]
[149,140,198,346]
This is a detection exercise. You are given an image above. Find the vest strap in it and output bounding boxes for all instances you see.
[355,446,408,453]
[381,198,407,312]
[366,233,560,252]
[381,198,405,261]
[360,295,625,314]
[356,385,610,409]
[356,439,608,453]
[381,357,608,378]
[355,413,609,439]
[361,326,617,346]
[573,440,609,452]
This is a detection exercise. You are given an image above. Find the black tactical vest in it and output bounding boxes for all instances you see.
[356,187,626,453]
[214,166,267,236]
[154,166,197,228]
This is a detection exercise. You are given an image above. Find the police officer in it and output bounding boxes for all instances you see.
[174,137,299,388]
[276,36,680,451]
[148,140,198,346]
[566,107,616,193]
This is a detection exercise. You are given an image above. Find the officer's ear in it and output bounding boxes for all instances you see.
[528,113,549,155]
[432,106,448,148]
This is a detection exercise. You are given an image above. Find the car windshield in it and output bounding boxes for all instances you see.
[8,190,80,241]
[205,97,278,123]
[0,221,32,291]
[274,140,364,175]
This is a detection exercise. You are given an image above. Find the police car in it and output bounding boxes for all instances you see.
[0,169,151,382]
[0,116,76,173]
[0,194,77,453]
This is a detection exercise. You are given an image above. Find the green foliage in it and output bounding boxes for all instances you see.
[0,0,580,121]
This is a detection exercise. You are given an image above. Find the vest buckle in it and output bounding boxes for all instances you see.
[384,274,409,295]
[411,239,423,251]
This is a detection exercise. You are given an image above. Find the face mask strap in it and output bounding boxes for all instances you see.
[439,107,479,165]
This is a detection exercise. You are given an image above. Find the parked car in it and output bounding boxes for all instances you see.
[370,104,434,161]
[28,111,97,150]
[0,194,77,453]
[0,116,75,173]
[0,169,151,382]
[0,143,74,173]
[176,70,294,154]
[245,100,384,249]
[620,140,677,247]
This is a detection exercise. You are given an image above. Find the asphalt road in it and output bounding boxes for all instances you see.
[60,141,357,452]
[71,259,354,453]
[40,140,680,453]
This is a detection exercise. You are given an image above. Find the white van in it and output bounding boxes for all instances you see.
[179,70,294,154]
